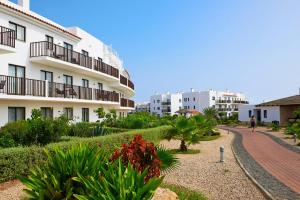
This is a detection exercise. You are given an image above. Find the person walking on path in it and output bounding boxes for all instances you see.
[250,115,256,133]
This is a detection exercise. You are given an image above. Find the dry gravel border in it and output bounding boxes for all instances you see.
[161,129,266,200]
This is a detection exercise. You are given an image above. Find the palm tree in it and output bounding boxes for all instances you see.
[203,107,218,120]
[165,117,199,151]
[192,114,217,136]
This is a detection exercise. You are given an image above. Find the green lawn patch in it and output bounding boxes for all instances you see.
[168,149,200,154]
[161,183,207,200]
[198,135,221,141]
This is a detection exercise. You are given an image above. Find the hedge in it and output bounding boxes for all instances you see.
[0,126,170,183]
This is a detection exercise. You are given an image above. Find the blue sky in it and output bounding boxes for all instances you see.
[27,0,300,103]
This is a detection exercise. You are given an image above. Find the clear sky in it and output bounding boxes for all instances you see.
[27,0,300,104]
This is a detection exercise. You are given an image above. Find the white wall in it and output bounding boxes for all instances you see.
[238,104,256,122]
[238,104,280,123]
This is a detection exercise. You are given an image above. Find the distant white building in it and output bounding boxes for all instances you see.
[150,89,248,117]
[239,94,300,125]
[182,89,248,117]
[150,92,182,116]
[135,102,150,113]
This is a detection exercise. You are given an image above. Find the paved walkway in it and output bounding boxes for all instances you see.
[228,127,300,196]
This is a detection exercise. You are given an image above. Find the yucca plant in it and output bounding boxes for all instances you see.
[19,144,107,199]
[73,159,163,200]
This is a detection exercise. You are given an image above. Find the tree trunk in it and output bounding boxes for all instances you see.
[180,140,187,151]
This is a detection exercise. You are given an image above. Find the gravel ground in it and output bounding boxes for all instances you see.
[0,181,25,200]
[229,128,300,200]
[161,129,266,200]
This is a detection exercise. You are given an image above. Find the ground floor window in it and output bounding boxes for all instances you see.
[41,107,53,119]
[8,107,25,122]
[82,108,89,122]
[263,110,267,118]
[63,107,73,120]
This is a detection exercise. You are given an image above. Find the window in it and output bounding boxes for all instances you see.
[8,107,25,122]
[82,79,89,87]
[41,70,53,82]
[179,106,182,109]
[9,22,26,41]
[212,96,215,100]
[63,74,73,85]
[82,108,89,122]
[64,42,73,50]
[46,35,54,50]
[188,106,190,109]
[188,98,190,101]
[157,100,160,103]
[41,107,53,119]
[194,106,196,109]
[193,97,196,101]
[264,110,267,118]
[98,83,103,90]
[248,110,252,118]
[46,35,53,43]
[82,50,89,57]
[63,107,73,120]
[157,107,160,110]
[179,99,182,103]
[184,106,187,109]
[9,64,25,78]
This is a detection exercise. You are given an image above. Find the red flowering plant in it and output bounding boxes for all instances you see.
[110,135,161,182]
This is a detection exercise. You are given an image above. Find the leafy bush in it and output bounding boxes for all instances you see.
[0,126,170,183]
[74,160,163,200]
[0,110,69,148]
[111,135,161,182]
[285,121,300,139]
[20,144,107,199]
[271,121,280,131]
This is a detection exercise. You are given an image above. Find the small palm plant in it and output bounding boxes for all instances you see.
[165,116,199,151]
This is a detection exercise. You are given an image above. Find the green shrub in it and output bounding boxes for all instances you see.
[20,144,107,199]
[0,126,170,183]
[285,121,300,139]
[0,111,69,148]
[68,122,94,137]
[74,160,163,200]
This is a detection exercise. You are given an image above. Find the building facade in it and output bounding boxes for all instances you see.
[150,93,182,116]
[135,102,150,113]
[150,89,248,117]
[0,0,135,126]
[182,89,248,117]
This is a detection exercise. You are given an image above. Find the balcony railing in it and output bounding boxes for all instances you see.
[233,100,249,104]
[93,58,119,78]
[162,102,171,105]
[48,82,92,100]
[121,98,135,108]
[30,41,93,69]
[120,75,134,90]
[94,89,119,102]
[0,75,45,96]
[120,75,128,86]
[0,26,15,48]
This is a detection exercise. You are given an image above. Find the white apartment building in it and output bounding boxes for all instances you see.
[149,89,248,117]
[0,0,135,126]
[150,93,182,116]
[183,89,248,117]
[135,102,150,113]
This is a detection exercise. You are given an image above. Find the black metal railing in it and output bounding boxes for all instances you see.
[0,75,45,96]
[93,59,119,78]
[0,26,15,48]
[94,89,119,102]
[30,41,93,69]
[121,98,134,108]
[48,82,92,100]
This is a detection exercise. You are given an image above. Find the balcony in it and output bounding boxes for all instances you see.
[232,100,249,104]
[29,41,119,82]
[0,26,15,54]
[94,89,119,102]
[0,75,122,105]
[48,82,92,100]
[162,101,171,105]
[0,75,45,97]
[121,98,135,108]
[93,58,119,79]
[113,75,134,96]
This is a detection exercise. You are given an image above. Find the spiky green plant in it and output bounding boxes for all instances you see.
[19,144,107,199]
[73,159,163,200]
[156,145,179,174]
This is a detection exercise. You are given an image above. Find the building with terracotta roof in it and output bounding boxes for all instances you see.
[0,0,135,126]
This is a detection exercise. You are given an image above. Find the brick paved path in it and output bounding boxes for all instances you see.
[229,127,300,195]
